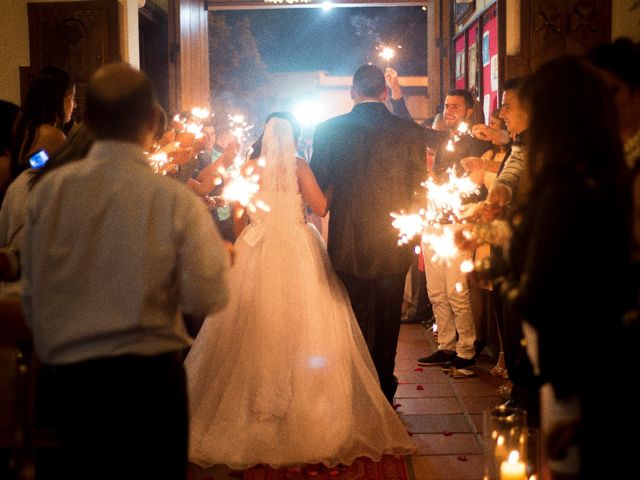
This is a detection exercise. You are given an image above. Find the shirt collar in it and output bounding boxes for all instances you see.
[88,140,151,168]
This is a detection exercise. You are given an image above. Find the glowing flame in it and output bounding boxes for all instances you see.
[507,451,520,464]
[422,228,458,263]
[148,152,169,173]
[379,46,395,61]
[191,107,210,119]
[445,139,455,152]
[391,212,424,245]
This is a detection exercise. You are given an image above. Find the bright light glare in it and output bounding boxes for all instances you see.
[308,356,327,368]
[293,100,325,126]
[321,1,333,10]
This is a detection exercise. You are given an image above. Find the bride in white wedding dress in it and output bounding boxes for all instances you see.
[185,116,415,470]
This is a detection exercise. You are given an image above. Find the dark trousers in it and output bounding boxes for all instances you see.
[337,271,406,404]
[494,288,540,427]
[407,257,433,322]
[44,352,188,480]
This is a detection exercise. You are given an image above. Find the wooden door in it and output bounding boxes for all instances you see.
[27,0,121,118]
[505,0,612,79]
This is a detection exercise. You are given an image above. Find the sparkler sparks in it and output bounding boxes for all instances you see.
[377,44,401,67]
[149,106,268,220]
[391,168,482,265]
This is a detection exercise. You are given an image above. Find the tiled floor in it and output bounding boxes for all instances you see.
[397,324,505,480]
[190,324,506,480]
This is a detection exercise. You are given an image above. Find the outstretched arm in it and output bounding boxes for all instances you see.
[297,157,328,217]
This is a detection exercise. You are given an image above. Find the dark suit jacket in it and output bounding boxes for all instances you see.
[310,102,426,279]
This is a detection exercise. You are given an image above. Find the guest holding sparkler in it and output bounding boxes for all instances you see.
[385,68,489,182]
[386,68,489,370]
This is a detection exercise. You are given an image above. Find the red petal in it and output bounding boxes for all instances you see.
[457,455,468,461]
[416,385,424,390]
[443,431,453,436]
[329,469,339,477]
[414,367,424,372]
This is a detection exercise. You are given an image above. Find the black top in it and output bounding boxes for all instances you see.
[311,102,426,278]
[390,97,489,205]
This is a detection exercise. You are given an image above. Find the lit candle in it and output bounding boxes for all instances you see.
[500,450,526,480]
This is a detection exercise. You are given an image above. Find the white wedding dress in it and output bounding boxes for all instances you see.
[185,118,414,470]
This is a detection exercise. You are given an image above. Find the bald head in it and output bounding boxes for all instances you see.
[85,63,157,142]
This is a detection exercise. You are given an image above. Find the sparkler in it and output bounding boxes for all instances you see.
[391,168,482,265]
[377,44,401,68]
[444,121,471,153]
[213,115,267,214]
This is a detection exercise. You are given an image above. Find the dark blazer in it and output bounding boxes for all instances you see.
[310,101,426,279]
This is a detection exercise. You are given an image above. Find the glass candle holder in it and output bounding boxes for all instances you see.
[483,405,528,480]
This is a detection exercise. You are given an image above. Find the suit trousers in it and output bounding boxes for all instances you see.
[44,351,188,480]
[337,271,406,404]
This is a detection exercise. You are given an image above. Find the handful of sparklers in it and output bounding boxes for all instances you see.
[390,168,480,263]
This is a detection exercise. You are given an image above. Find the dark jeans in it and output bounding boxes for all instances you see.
[495,287,540,427]
[337,271,406,404]
[44,352,188,480]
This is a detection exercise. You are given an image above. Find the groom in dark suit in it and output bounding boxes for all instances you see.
[310,65,426,403]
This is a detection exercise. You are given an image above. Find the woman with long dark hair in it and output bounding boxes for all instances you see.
[10,66,75,179]
[507,55,631,478]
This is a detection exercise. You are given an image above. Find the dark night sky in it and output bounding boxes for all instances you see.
[217,6,428,76]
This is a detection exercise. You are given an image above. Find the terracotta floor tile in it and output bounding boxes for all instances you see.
[396,369,450,384]
[411,433,483,455]
[408,454,485,480]
[395,383,455,398]
[402,414,472,434]
[459,396,504,415]
[396,397,463,415]
[453,382,502,397]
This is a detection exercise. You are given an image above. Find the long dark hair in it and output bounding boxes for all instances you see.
[0,100,20,155]
[521,56,627,200]
[250,111,301,160]
[10,66,74,176]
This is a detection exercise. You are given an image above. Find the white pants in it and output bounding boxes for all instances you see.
[423,232,476,359]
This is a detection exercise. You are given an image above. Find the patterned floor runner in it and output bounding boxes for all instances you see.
[242,455,409,480]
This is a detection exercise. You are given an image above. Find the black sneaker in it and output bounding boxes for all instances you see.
[418,350,455,365]
[451,355,476,369]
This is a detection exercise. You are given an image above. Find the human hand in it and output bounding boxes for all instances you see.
[168,147,194,166]
[175,131,196,148]
[159,129,176,148]
[472,124,511,145]
[218,140,241,168]
[480,202,503,222]
[488,184,511,207]
[385,67,398,87]
[459,202,483,221]
[384,68,403,100]
[454,225,477,252]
